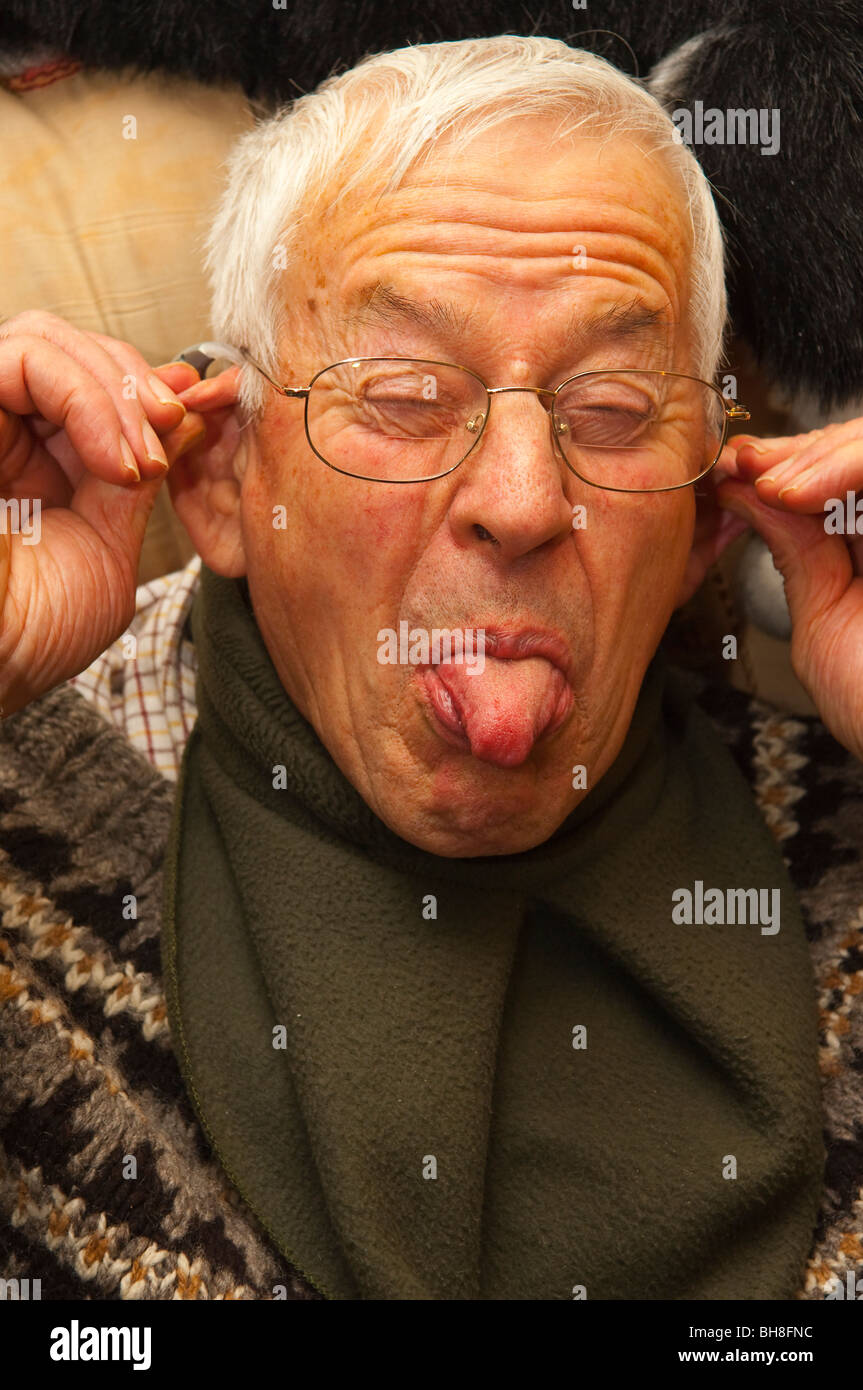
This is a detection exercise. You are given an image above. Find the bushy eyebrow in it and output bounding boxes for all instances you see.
[341,282,475,339]
[567,297,670,353]
[340,280,671,355]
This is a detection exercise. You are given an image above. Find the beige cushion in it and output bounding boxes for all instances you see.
[0,59,253,583]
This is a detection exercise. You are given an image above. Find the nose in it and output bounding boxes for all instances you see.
[447,387,577,563]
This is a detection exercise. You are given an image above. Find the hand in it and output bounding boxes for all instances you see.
[0,311,207,717]
[716,418,863,761]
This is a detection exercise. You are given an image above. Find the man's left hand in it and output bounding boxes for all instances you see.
[717,418,863,762]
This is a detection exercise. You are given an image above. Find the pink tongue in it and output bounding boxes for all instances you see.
[436,655,566,767]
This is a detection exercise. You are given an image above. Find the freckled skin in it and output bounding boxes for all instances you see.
[231,117,698,856]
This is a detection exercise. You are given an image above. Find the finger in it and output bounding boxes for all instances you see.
[716,434,762,483]
[0,334,143,489]
[724,432,765,454]
[0,403,64,494]
[0,312,180,480]
[714,441,744,481]
[175,364,242,411]
[0,405,75,507]
[754,419,863,493]
[755,438,863,512]
[74,328,191,431]
[68,416,206,563]
[69,467,169,578]
[734,428,829,481]
[716,477,853,629]
[160,410,207,465]
[149,361,202,394]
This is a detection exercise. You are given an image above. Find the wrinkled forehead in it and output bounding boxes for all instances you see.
[296,111,694,308]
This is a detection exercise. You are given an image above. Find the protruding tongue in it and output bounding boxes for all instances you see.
[435,655,569,767]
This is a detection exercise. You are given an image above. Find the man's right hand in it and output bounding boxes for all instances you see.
[0,311,206,717]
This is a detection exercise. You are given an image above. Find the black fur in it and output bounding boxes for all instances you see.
[2,0,861,407]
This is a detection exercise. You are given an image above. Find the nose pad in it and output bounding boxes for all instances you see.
[465,410,486,435]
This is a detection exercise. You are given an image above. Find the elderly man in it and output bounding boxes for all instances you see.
[1,36,861,1302]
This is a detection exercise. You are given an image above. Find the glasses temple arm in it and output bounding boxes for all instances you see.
[238,346,308,398]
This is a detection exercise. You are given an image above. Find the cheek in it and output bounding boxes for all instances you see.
[633,489,694,565]
[641,506,692,585]
[244,412,336,550]
[243,417,436,606]
[659,492,696,573]
[583,493,693,619]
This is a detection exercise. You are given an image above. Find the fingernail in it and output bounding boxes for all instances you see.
[774,449,801,471]
[146,372,186,416]
[741,442,770,456]
[764,453,806,489]
[757,450,803,489]
[119,435,140,481]
[779,464,816,498]
[142,420,168,469]
[155,360,200,376]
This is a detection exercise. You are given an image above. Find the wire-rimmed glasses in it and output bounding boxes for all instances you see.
[175,343,750,493]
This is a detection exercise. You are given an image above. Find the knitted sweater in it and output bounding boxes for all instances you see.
[1,603,862,1299]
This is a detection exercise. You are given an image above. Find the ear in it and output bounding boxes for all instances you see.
[164,366,251,578]
[673,441,755,608]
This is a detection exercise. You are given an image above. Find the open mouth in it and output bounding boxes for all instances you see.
[417,630,574,768]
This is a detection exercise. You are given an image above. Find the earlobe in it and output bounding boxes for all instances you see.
[166,398,250,579]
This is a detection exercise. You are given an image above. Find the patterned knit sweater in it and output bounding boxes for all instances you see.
[1,590,862,1299]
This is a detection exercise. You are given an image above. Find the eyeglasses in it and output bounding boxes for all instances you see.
[179,343,750,493]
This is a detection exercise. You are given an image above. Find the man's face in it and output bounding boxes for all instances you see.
[239,116,698,856]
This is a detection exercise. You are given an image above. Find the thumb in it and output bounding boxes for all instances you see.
[716,477,852,628]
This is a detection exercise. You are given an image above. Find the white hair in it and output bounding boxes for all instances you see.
[205,35,728,422]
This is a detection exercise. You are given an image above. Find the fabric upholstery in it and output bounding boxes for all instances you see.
[0,57,253,582]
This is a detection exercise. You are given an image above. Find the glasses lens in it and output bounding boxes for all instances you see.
[552,371,726,491]
[306,359,488,481]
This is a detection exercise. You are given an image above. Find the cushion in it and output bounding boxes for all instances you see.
[0,56,253,582]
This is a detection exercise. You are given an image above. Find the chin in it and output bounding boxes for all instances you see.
[361,695,587,856]
[379,783,575,859]
[403,821,565,859]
